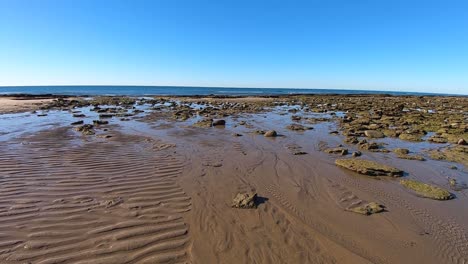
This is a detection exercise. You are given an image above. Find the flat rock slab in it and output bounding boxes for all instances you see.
[400,179,453,200]
[335,159,403,177]
[232,192,258,209]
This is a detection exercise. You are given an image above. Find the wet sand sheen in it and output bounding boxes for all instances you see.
[0,95,467,264]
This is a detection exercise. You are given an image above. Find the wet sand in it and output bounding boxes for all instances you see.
[0,95,467,263]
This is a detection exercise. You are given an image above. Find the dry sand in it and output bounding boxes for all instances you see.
[0,97,56,114]
[0,95,467,264]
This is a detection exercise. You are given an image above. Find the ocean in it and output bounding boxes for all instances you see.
[0,86,460,96]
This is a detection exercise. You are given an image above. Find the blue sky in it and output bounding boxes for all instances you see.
[0,0,467,94]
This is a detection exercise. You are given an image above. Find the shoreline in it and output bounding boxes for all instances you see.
[0,94,467,263]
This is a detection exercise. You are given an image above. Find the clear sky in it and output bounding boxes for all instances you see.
[1,0,467,94]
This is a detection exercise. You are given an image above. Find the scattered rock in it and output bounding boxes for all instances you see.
[212,119,226,126]
[75,124,95,135]
[393,148,409,155]
[400,179,453,200]
[335,159,403,177]
[71,120,84,125]
[264,130,278,137]
[346,202,385,215]
[73,114,86,118]
[291,115,302,121]
[428,136,448,143]
[292,151,307,155]
[324,147,348,155]
[93,120,109,125]
[193,119,213,128]
[99,114,114,119]
[232,133,242,137]
[364,130,385,138]
[232,192,258,209]
[286,124,312,131]
[399,133,423,142]
[396,154,425,161]
[352,151,362,157]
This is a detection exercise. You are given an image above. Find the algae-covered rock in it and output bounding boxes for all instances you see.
[346,202,385,215]
[232,192,258,209]
[400,179,453,200]
[335,159,403,177]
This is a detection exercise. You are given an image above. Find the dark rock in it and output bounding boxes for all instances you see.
[71,120,84,125]
[212,119,226,126]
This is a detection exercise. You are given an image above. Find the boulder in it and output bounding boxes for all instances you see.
[458,139,467,145]
[335,159,403,177]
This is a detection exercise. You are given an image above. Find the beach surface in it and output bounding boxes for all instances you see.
[0,94,467,264]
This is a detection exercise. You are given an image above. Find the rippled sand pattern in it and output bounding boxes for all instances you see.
[0,130,191,264]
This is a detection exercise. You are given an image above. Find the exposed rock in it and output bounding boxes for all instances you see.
[359,142,379,150]
[71,120,84,125]
[292,151,307,155]
[346,202,385,215]
[400,179,453,200]
[75,124,95,135]
[428,136,448,143]
[212,119,226,126]
[344,136,359,144]
[364,130,385,138]
[399,133,423,142]
[93,120,109,125]
[291,115,302,121]
[393,148,409,155]
[335,159,403,177]
[286,124,313,131]
[396,154,425,161]
[232,192,258,209]
[383,129,400,138]
[193,119,213,128]
[99,114,114,119]
[264,130,278,137]
[324,147,348,155]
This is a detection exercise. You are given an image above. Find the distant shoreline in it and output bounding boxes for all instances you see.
[0,85,466,97]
